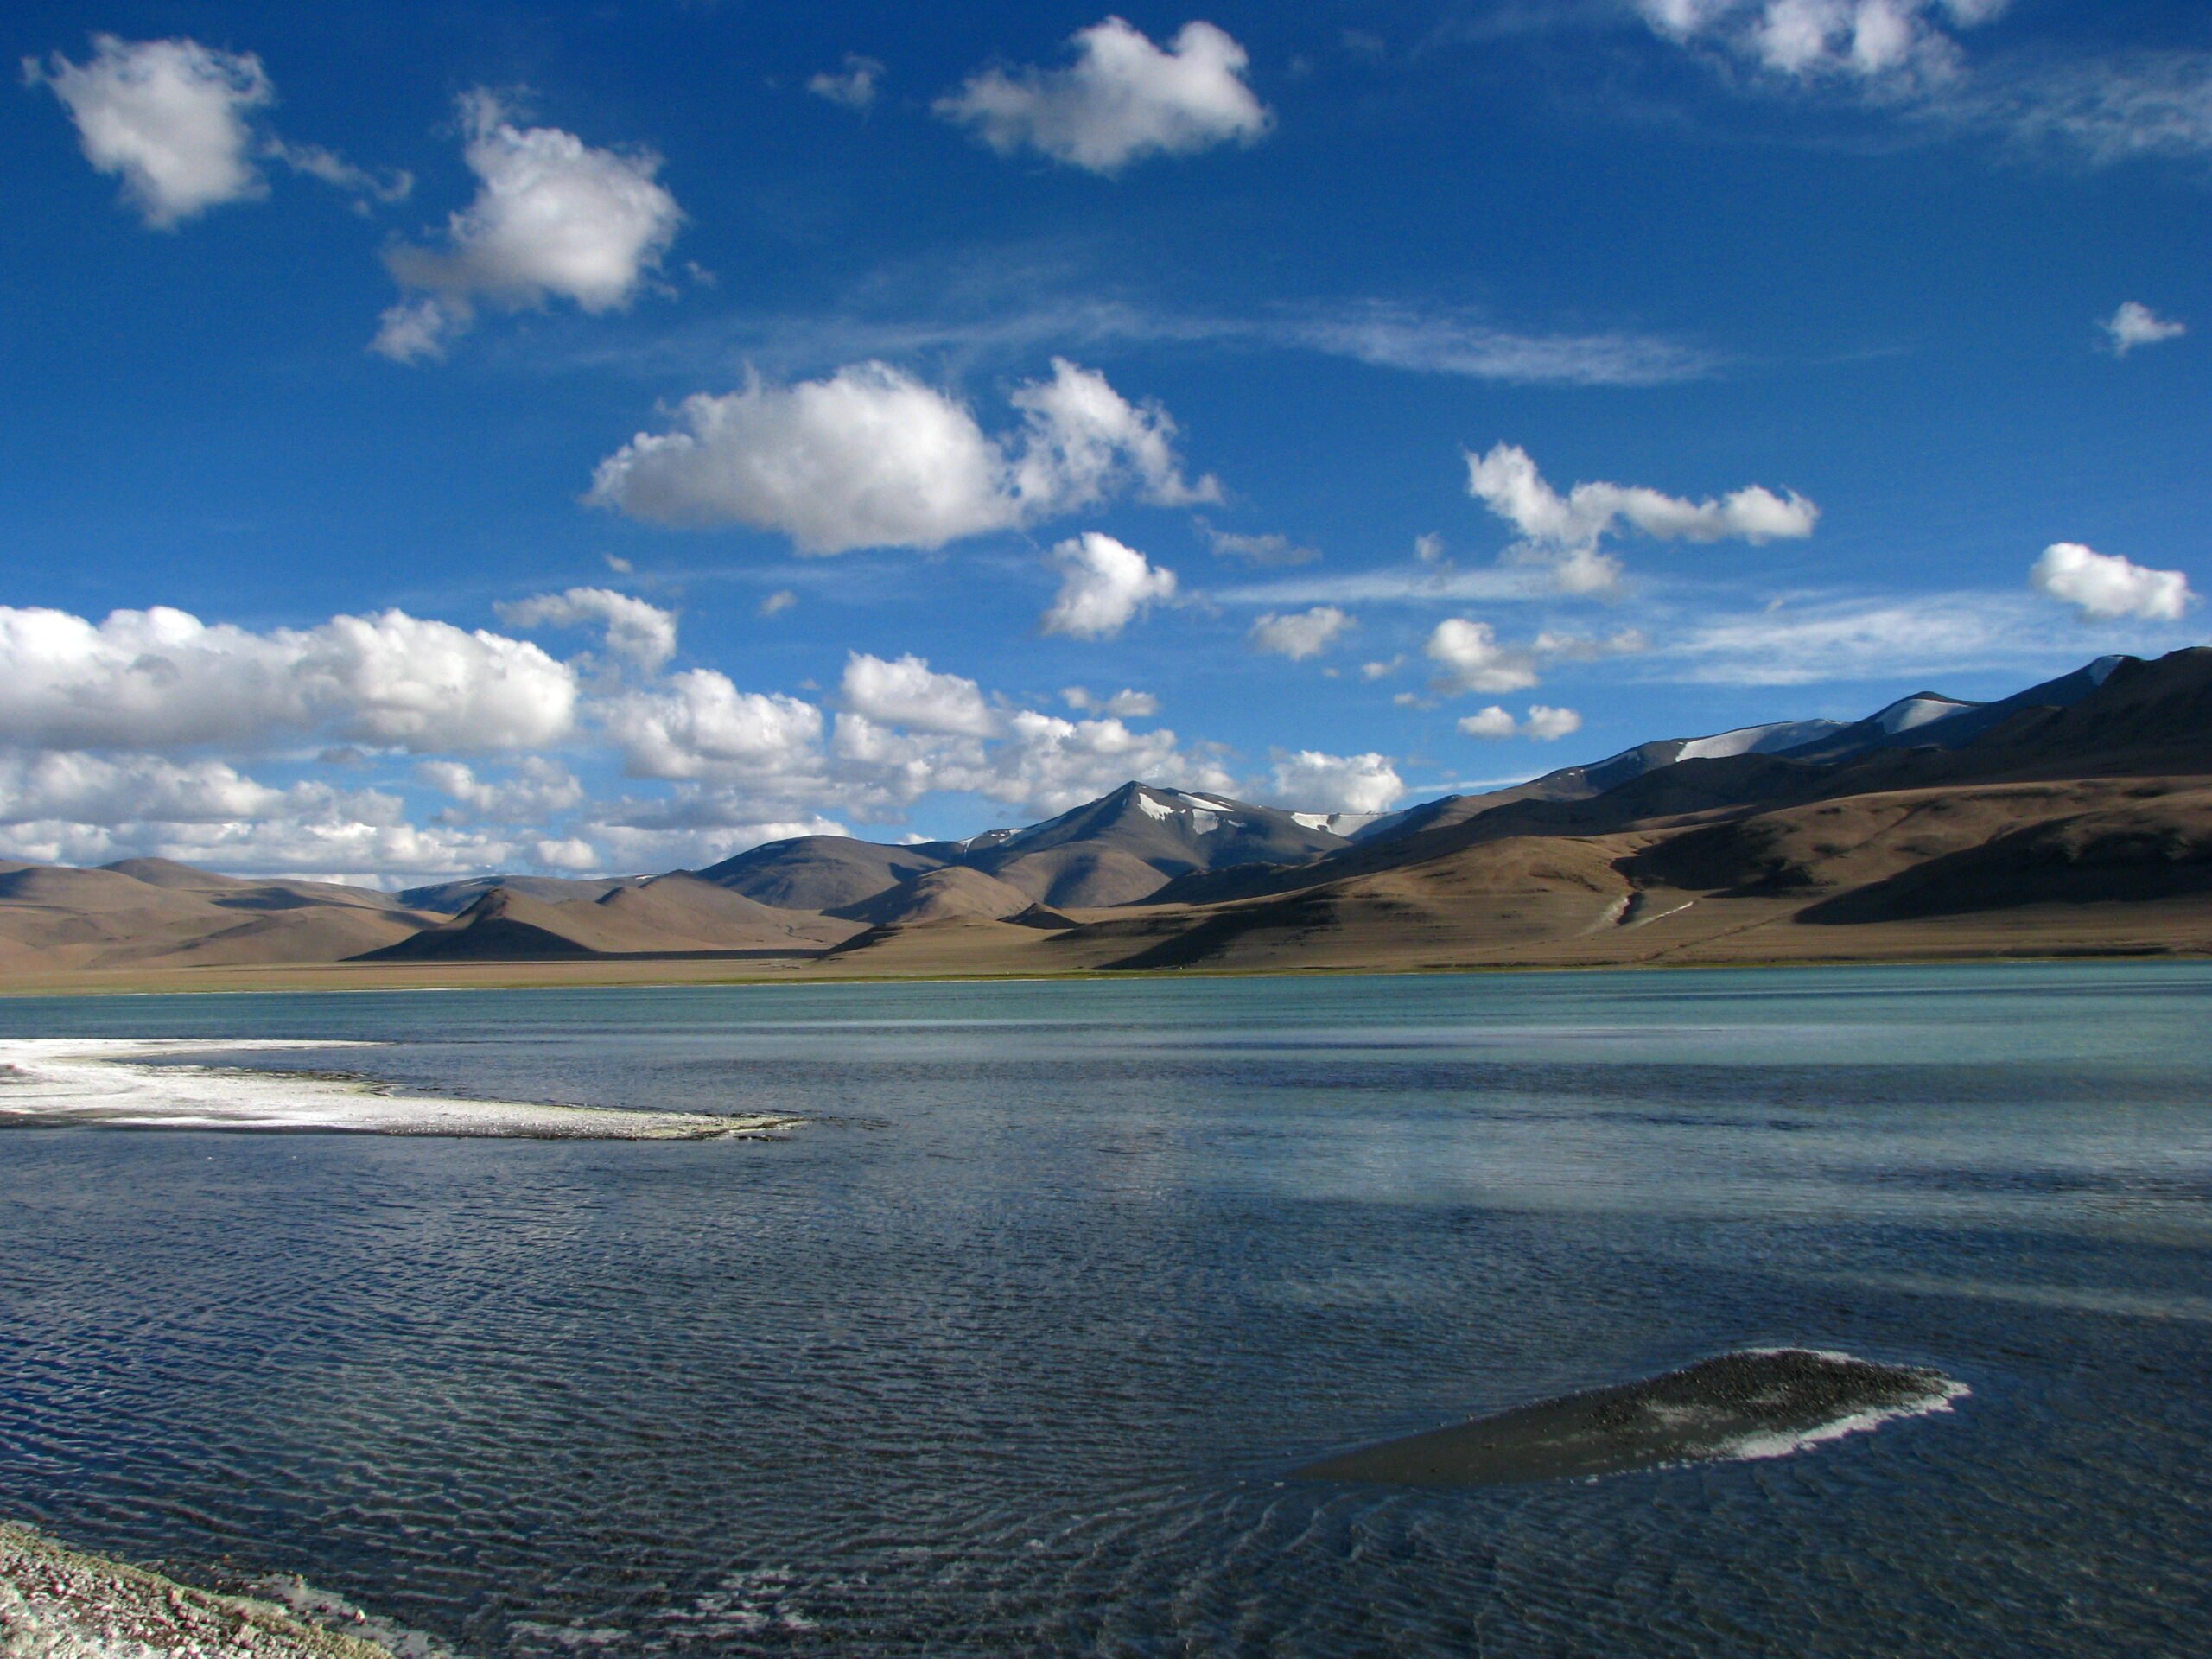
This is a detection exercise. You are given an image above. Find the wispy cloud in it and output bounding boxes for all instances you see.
[1647,588,2202,685]
[1936,50,2212,167]
[1213,563,1549,607]
[557,286,1713,390]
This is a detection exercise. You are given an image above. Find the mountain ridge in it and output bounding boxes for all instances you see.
[3,647,2204,982]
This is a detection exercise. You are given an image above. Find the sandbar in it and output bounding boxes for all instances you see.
[0,1039,795,1140]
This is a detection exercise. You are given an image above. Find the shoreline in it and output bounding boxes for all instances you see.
[0,1520,404,1658]
[0,941,2202,1001]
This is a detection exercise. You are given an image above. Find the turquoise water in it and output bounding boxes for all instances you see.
[1,964,2208,1655]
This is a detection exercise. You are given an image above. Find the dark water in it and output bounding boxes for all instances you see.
[1,964,2208,1656]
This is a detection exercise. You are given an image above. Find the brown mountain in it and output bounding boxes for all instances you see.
[359,875,859,961]
[4,647,2205,987]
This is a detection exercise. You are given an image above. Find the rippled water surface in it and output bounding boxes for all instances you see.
[2,964,2209,1656]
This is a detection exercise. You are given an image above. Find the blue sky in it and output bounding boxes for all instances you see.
[3,0,2205,880]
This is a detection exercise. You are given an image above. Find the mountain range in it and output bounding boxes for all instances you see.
[3,647,2206,988]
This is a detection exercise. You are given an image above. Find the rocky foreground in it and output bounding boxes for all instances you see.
[0,1522,394,1659]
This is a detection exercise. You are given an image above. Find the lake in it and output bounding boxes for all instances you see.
[1,964,2207,1656]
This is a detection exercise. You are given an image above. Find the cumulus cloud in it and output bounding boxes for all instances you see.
[375,90,683,361]
[1426,618,1541,695]
[1459,703,1585,741]
[599,671,824,782]
[416,756,585,822]
[2030,543,2194,622]
[1265,750,1405,815]
[841,652,1001,737]
[1061,686,1159,717]
[1636,0,2005,86]
[0,747,525,881]
[1249,606,1354,660]
[1467,442,1817,593]
[978,711,1234,814]
[758,589,799,619]
[497,588,677,670]
[809,55,884,110]
[582,814,850,875]
[2102,302,2187,356]
[26,35,272,226]
[589,358,1211,553]
[1457,706,1519,740]
[936,17,1271,173]
[25,35,404,228]
[1634,3,2212,168]
[1008,358,1220,511]
[0,605,576,753]
[1041,534,1177,639]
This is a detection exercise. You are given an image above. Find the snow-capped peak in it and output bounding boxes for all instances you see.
[1872,695,1972,735]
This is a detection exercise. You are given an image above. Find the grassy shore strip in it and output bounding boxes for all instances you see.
[0,1520,400,1658]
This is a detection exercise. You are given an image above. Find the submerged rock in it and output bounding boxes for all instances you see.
[1294,1348,1965,1487]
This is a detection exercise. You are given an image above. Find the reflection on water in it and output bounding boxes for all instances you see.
[0,963,2208,1656]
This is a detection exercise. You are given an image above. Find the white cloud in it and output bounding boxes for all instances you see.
[416,757,585,822]
[1637,3,2212,168]
[1534,627,1651,661]
[1456,703,1582,741]
[937,17,1271,174]
[0,605,576,753]
[1249,606,1354,661]
[975,711,1234,814]
[265,139,410,203]
[590,363,1008,549]
[1199,522,1320,565]
[1457,706,1519,740]
[841,652,1001,737]
[758,589,798,618]
[1649,588,2203,685]
[0,810,520,884]
[1266,304,1713,389]
[1426,618,1540,695]
[582,815,850,874]
[1061,686,1158,717]
[1041,534,1177,639]
[497,588,677,670]
[533,836,601,872]
[2031,543,2194,623]
[1008,359,1220,511]
[1637,0,2005,85]
[2102,302,2187,356]
[0,748,531,882]
[1265,750,1405,815]
[1467,442,1817,593]
[2,750,285,826]
[27,35,270,227]
[599,671,824,782]
[1958,54,2212,167]
[809,55,884,110]
[25,35,409,232]
[589,359,1211,552]
[376,91,683,361]
[1524,704,1585,741]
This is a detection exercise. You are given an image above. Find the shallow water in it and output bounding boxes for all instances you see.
[0,963,2208,1656]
